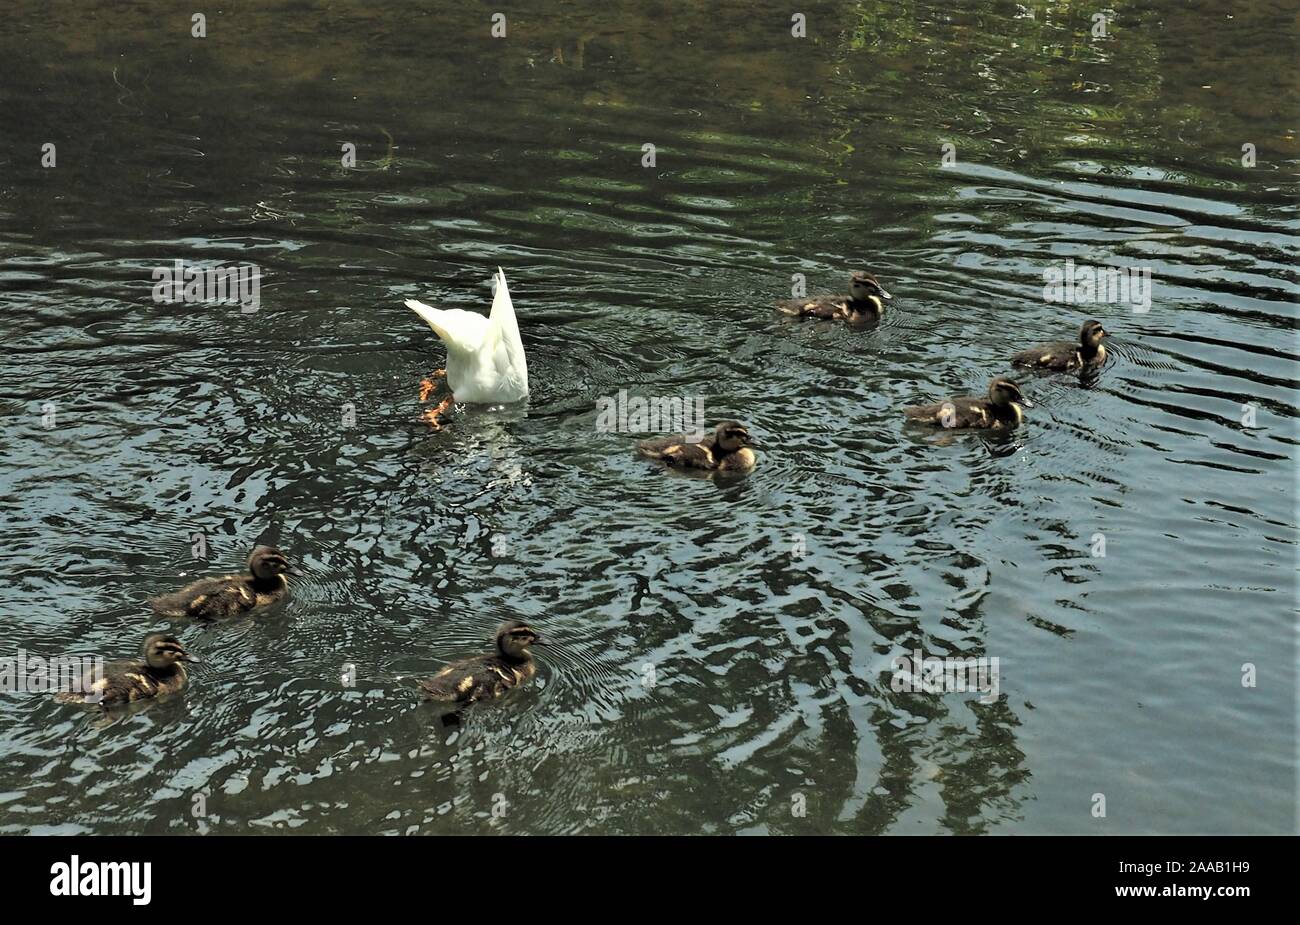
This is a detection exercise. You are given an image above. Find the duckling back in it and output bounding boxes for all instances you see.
[150,573,288,620]
[419,655,535,705]
[61,662,190,707]
[56,648,193,707]
[904,395,1023,430]
[1011,339,1083,371]
[637,433,715,468]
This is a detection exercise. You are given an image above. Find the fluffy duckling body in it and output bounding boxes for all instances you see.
[778,272,892,323]
[637,420,759,472]
[904,377,1031,431]
[1012,319,1109,371]
[420,621,543,706]
[406,268,528,428]
[149,546,301,621]
[55,634,198,708]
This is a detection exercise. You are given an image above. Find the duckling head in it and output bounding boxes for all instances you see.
[248,546,303,581]
[988,377,1032,409]
[713,421,759,454]
[143,634,199,670]
[1080,319,1108,349]
[848,271,892,306]
[496,620,544,660]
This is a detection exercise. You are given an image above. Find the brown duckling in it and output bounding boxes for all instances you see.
[150,545,302,621]
[1011,319,1109,371]
[777,271,892,322]
[419,620,544,705]
[637,420,759,471]
[904,377,1032,431]
[55,633,198,708]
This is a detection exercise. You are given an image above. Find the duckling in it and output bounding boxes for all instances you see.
[55,634,198,708]
[904,377,1032,430]
[419,621,544,706]
[149,545,302,620]
[637,420,759,471]
[1011,319,1109,371]
[405,268,528,429]
[777,271,892,322]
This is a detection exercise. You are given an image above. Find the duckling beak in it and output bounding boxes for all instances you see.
[288,564,305,577]
[530,635,548,647]
[179,652,201,664]
[877,287,892,301]
[1018,397,1034,408]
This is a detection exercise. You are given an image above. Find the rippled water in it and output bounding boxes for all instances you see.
[0,1,1295,834]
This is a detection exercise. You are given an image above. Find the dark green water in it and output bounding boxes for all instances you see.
[0,0,1295,834]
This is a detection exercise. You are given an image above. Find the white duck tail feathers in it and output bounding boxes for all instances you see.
[487,268,528,396]
[488,268,521,340]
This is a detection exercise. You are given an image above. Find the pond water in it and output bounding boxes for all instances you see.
[0,0,1295,834]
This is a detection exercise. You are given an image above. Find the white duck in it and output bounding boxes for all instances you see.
[405,268,529,427]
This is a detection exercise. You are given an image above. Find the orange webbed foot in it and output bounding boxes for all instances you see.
[421,396,455,431]
[418,370,447,404]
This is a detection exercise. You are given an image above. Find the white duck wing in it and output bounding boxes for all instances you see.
[405,300,490,351]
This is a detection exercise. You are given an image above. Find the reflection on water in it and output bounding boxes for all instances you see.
[0,0,1295,834]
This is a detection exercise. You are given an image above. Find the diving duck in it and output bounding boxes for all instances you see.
[637,420,759,471]
[55,633,198,708]
[419,620,544,705]
[406,267,529,429]
[904,377,1032,430]
[1011,319,1109,371]
[149,545,302,620]
[777,271,892,322]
